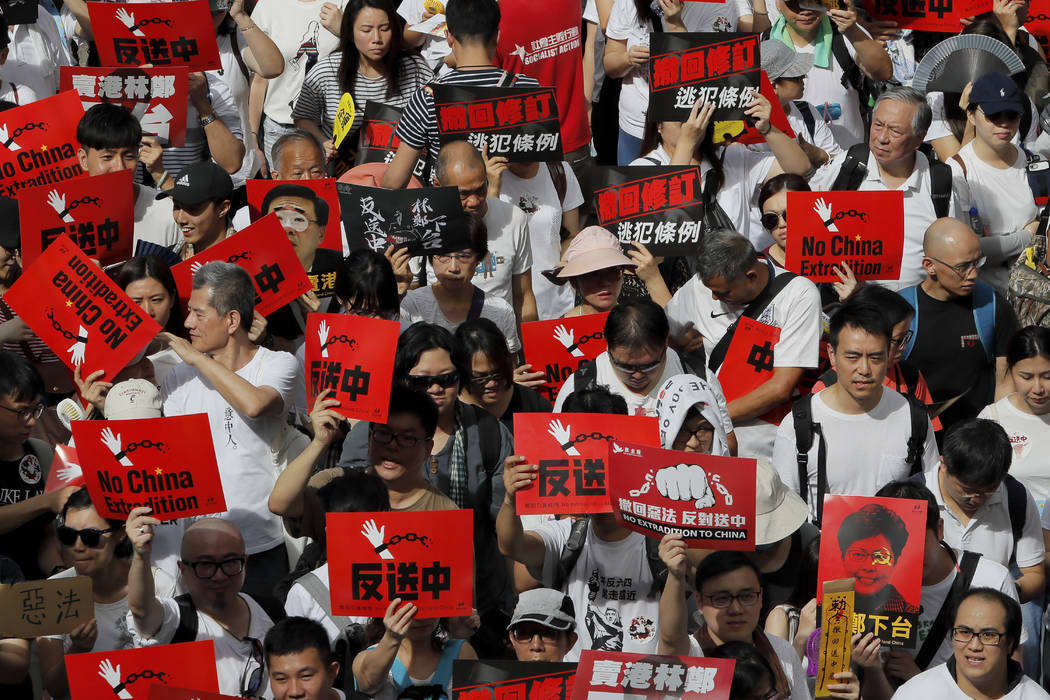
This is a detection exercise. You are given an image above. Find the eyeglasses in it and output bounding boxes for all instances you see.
[927,255,986,277]
[510,625,561,644]
[844,547,895,566]
[240,636,265,698]
[891,330,914,348]
[273,209,318,232]
[609,351,666,375]
[370,424,428,449]
[952,626,1005,646]
[950,478,999,499]
[181,556,247,579]
[433,252,477,264]
[760,211,787,231]
[56,525,121,548]
[702,589,762,608]
[0,402,44,424]
[403,371,460,391]
[675,420,715,447]
[469,371,507,389]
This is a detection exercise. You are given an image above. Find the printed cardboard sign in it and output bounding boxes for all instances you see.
[18,169,136,267]
[305,313,399,423]
[589,166,704,256]
[512,413,660,515]
[246,178,342,252]
[87,0,222,71]
[452,661,576,700]
[608,441,756,549]
[521,313,608,403]
[648,33,760,123]
[816,495,927,648]
[355,102,432,183]
[171,213,313,317]
[338,183,471,256]
[4,234,160,377]
[714,71,794,145]
[0,575,92,637]
[152,687,241,700]
[61,66,190,147]
[432,85,563,162]
[327,510,474,617]
[0,0,39,25]
[572,650,734,700]
[785,191,905,282]
[72,415,227,521]
[44,444,84,494]
[66,640,220,700]
[863,0,988,31]
[816,581,854,698]
[0,90,86,197]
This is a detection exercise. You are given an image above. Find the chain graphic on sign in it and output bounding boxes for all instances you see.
[0,120,46,151]
[97,657,167,698]
[317,320,357,358]
[553,324,602,358]
[547,418,615,456]
[814,196,867,232]
[629,465,732,509]
[100,428,168,467]
[116,8,172,37]
[46,308,88,366]
[361,518,430,560]
[47,191,102,223]
[745,341,775,373]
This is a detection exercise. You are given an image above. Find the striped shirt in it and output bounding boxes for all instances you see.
[291,52,433,139]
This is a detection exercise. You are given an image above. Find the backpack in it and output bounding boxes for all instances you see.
[551,518,668,597]
[792,391,929,525]
[898,282,996,363]
[830,142,953,220]
[1008,200,1050,327]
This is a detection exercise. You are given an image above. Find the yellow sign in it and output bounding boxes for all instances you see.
[333,93,356,149]
[424,0,444,14]
[713,120,746,145]
[816,579,854,698]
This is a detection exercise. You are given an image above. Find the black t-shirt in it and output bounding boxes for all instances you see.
[267,248,343,340]
[499,384,554,433]
[0,442,53,580]
[907,285,1017,430]
[0,556,32,699]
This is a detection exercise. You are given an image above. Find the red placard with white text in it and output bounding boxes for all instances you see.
[0,90,86,197]
[87,1,221,71]
[716,317,791,425]
[305,313,399,423]
[520,313,608,404]
[4,234,160,377]
[61,66,189,147]
[44,444,84,494]
[247,178,343,252]
[152,686,241,700]
[607,441,756,549]
[327,510,474,617]
[66,641,219,700]
[18,169,135,267]
[72,415,226,521]
[863,0,988,32]
[785,190,904,283]
[171,213,313,317]
[572,650,734,700]
[512,413,660,515]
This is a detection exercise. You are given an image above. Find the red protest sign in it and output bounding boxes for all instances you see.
[246,178,342,252]
[0,90,85,197]
[66,641,219,700]
[18,169,135,267]
[512,413,660,515]
[572,650,735,700]
[87,1,221,71]
[305,313,399,423]
[715,70,794,145]
[72,415,226,521]
[61,66,189,147]
[521,314,608,404]
[785,190,904,282]
[863,0,987,31]
[1029,11,1050,57]
[4,234,160,377]
[44,444,84,494]
[171,213,313,317]
[607,441,756,549]
[152,686,241,700]
[327,510,474,617]
[716,317,791,425]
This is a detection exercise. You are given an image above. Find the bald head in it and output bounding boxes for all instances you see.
[181,517,245,560]
[923,217,979,259]
[435,140,486,184]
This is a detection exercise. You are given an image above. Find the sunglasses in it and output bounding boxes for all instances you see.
[403,371,460,391]
[57,525,121,548]
[241,637,265,698]
[761,211,787,231]
[609,351,665,375]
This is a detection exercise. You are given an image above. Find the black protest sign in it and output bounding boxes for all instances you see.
[338,183,471,255]
[433,85,563,162]
[649,32,761,123]
[0,0,39,25]
[356,101,432,183]
[452,661,576,700]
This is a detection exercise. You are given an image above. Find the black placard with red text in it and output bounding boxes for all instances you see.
[0,90,85,197]
[356,101,432,182]
[521,313,608,403]
[863,0,987,32]
[433,85,563,162]
[87,1,221,71]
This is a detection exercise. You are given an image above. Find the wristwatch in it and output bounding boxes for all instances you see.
[199,113,218,127]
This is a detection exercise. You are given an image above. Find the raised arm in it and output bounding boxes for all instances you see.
[657,532,692,655]
[495,456,548,573]
[125,507,166,638]
[269,390,343,518]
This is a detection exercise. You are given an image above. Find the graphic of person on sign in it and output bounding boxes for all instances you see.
[836,503,919,616]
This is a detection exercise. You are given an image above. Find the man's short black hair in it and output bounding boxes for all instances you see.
[837,502,909,558]
[828,302,893,349]
[76,103,142,152]
[562,386,629,415]
[264,616,333,666]
[261,184,329,227]
[445,0,500,47]
[387,384,439,438]
[0,351,43,404]
[605,299,669,354]
[942,418,1012,486]
[848,284,916,327]
[876,481,939,533]
[956,588,1022,655]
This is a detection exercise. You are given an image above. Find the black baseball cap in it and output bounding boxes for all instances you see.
[157,161,234,206]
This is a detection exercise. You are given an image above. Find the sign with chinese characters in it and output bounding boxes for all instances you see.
[817,495,927,648]
[0,575,92,637]
[715,317,790,424]
[521,313,608,403]
[589,166,705,256]
[862,0,988,32]
[18,169,135,267]
[66,640,220,700]
[327,510,474,617]
[246,178,342,253]
[356,102,432,182]
[44,444,84,494]
[816,580,854,698]
[60,66,189,147]
[305,313,399,423]
[0,90,85,197]
[338,183,471,256]
[648,33,760,123]
[171,213,313,317]
[151,687,241,700]
[607,441,756,549]
[432,85,563,162]
[452,661,576,700]
[4,234,160,377]
[512,413,660,515]
[785,191,905,283]
[572,650,734,700]
[87,0,222,71]
[714,70,794,145]
[72,415,227,521]
[0,0,40,25]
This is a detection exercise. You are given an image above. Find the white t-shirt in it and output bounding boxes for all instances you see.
[284,563,369,647]
[129,593,275,699]
[398,0,453,71]
[42,567,134,655]
[686,632,812,700]
[794,31,866,149]
[400,285,521,352]
[773,387,939,521]
[161,346,299,554]
[0,4,72,105]
[133,184,181,255]
[895,662,1049,700]
[979,397,1050,512]
[630,145,672,166]
[704,146,776,245]
[497,164,584,321]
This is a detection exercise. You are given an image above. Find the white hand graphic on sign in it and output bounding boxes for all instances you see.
[553,324,585,358]
[57,462,83,483]
[547,418,581,456]
[47,190,74,223]
[361,519,394,560]
[67,326,88,367]
[654,464,717,509]
[0,124,20,151]
[814,197,838,232]
[100,427,133,467]
[98,659,134,699]
[318,320,330,358]
[115,8,146,37]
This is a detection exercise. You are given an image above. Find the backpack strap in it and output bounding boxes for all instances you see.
[830,142,871,192]
[295,571,354,629]
[643,535,669,597]
[928,158,953,220]
[950,153,968,179]
[1003,474,1027,567]
[972,282,996,364]
[552,518,589,592]
[818,367,838,389]
[794,100,816,141]
[898,285,920,361]
[707,260,796,373]
[466,286,485,321]
[678,346,708,381]
[546,162,567,206]
[914,548,980,670]
[896,361,921,399]
[642,155,662,165]
[904,394,929,475]
[791,394,826,523]
[171,593,199,644]
[573,360,598,394]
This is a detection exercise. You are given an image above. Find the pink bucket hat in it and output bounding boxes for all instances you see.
[555,226,636,280]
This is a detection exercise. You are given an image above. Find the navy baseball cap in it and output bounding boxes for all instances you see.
[969,72,1025,115]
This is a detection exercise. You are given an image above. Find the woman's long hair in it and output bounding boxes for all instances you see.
[338,0,406,100]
